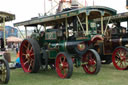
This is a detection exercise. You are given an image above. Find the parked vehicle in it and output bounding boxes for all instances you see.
[14,6,117,78]
[93,12,128,70]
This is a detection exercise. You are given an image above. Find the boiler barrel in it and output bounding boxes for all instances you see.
[110,38,128,45]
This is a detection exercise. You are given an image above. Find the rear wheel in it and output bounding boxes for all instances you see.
[112,46,128,70]
[0,59,10,84]
[82,49,101,74]
[55,52,73,78]
[20,38,40,73]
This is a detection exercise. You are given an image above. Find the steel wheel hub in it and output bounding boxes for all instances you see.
[88,59,96,65]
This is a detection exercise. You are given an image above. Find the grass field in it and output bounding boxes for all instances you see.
[7,50,128,85]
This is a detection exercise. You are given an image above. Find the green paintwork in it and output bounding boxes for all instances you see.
[48,41,65,58]
[93,12,128,23]
[14,6,117,27]
[48,50,58,59]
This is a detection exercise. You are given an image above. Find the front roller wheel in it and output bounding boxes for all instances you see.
[55,52,73,78]
[0,59,10,84]
[20,38,40,73]
[112,46,128,70]
[82,49,101,74]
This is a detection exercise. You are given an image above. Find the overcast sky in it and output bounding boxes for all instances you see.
[0,0,127,27]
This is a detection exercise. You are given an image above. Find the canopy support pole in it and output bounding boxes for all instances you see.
[65,18,68,39]
[101,16,104,35]
[25,26,27,38]
[3,17,6,48]
[86,15,88,35]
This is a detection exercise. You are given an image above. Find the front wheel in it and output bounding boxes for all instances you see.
[55,52,73,78]
[0,59,10,84]
[82,49,101,74]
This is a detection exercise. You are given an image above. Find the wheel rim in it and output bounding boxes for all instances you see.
[56,54,69,78]
[112,47,128,70]
[20,40,35,72]
[0,60,7,83]
[0,59,9,84]
[82,50,97,74]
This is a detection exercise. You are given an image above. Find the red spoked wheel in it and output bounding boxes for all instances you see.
[82,49,101,74]
[55,52,73,78]
[20,38,40,73]
[112,46,128,70]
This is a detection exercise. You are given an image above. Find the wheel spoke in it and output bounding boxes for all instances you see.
[23,44,27,49]
[119,49,122,56]
[60,57,62,63]
[124,61,127,66]
[120,61,123,68]
[90,66,94,72]
[87,65,90,71]
[116,54,120,59]
[116,59,120,64]
[63,56,66,63]
[92,65,96,70]
[28,60,33,71]
[123,51,127,57]
[30,47,33,53]
[28,64,31,71]
[22,53,27,56]
[24,60,29,66]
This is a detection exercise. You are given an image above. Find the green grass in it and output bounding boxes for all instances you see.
[7,64,128,85]
[7,50,128,85]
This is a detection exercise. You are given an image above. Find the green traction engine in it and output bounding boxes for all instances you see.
[14,6,117,78]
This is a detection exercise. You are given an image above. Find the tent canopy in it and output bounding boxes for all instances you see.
[6,36,22,43]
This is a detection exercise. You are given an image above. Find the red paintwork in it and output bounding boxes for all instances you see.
[55,54,69,78]
[112,47,128,70]
[91,35,103,42]
[82,50,97,74]
[20,40,34,72]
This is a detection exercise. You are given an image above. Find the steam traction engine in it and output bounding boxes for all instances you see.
[94,12,128,70]
[14,6,116,78]
[0,12,15,84]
